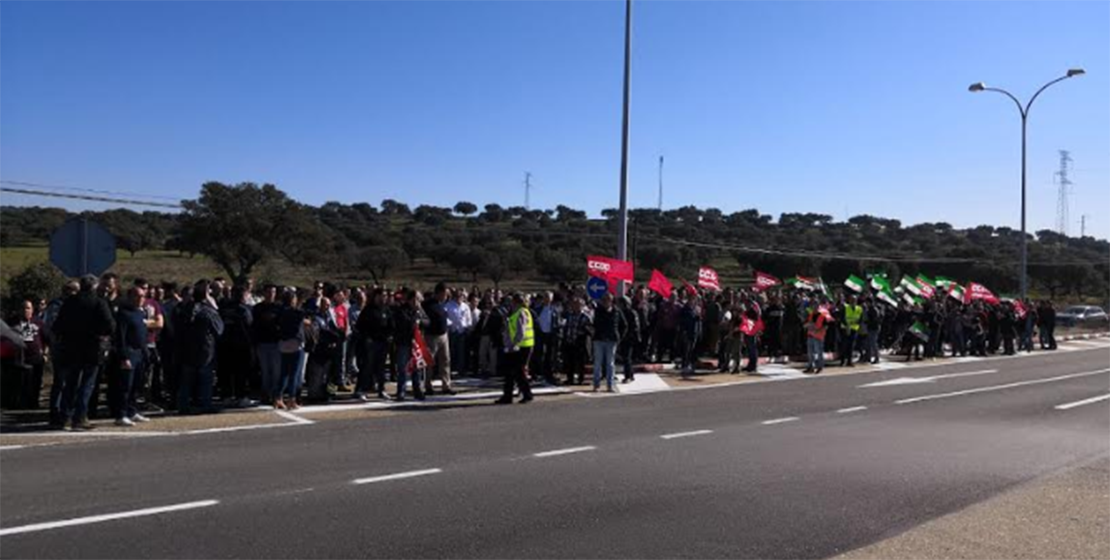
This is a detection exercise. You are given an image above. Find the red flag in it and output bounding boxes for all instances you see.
[409,326,431,374]
[965,282,1000,305]
[1013,300,1027,319]
[586,255,634,284]
[681,279,698,297]
[648,269,673,299]
[817,304,834,321]
[740,317,765,336]
[753,271,781,292]
[698,266,721,291]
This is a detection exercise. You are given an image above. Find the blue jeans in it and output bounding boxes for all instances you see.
[867,330,881,362]
[395,344,423,398]
[60,363,100,422]
[593,340,617,390]
[278,350,304,401]
[746,335,759,371]
[110,349,143,420]
[178,362,215,413]
[449,332,467,374]
[807,338,825,370]
[256,343,282,401]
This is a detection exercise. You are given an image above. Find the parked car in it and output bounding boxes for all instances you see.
[1056,305,1110,328]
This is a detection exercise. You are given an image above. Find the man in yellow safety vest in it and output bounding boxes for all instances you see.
[495,293,535,405]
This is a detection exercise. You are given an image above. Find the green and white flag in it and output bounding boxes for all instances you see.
[870,274,892,293]
[785,276,816,291]
[844,274,867,293]
[816,278,830,297]
[935,276,956,289]
[909,321,929,341]
[901,292,925,307]
[899,276,924,297]
[916,274,934,289]
[876,287,898,307]
[947,284,966,303]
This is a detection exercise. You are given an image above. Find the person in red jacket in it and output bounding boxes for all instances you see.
[804,303,828,374]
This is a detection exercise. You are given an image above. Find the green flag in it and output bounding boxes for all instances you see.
[935,276,956,289]
[876,287,898,307]
[916,274,934,289]
[948,284,966,303]
[870,274,892,293]
[899,276,924,297]
[909,321,929,341]
[785,276,816,291]
[844,274,866,293]
[901,291,925,307]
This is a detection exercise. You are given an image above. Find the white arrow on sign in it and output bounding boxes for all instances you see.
[858,369,998,388]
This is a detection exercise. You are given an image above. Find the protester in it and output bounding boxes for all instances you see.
[111,286,149,426]
[422,282,455,395]
[591,293,625,392]
[217,283,254,407]
[176,280,225,415]
[52,275,115,430]
[495,293,535,404]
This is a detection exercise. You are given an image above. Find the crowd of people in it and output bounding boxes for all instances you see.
[0,270,1067,431]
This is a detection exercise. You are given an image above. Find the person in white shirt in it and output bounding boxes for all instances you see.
[444,290,472,375]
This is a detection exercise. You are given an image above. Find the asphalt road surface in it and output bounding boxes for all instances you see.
[2,345,1108,559]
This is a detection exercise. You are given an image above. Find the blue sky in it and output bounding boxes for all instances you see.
[2,1,1108,239]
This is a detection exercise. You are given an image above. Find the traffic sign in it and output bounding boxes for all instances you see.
[49,217,116,277]
[586,276,609,300]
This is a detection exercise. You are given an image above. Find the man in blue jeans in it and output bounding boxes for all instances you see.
[804,304,827,374]
[592,293,626,392]
[175,280,224,415]
[52,275,115,430]
[112,286,149,427]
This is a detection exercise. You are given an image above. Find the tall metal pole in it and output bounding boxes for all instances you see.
[1019,115,1027,299]
[615,0,632,295]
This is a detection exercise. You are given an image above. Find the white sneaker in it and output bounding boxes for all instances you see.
[131,413,150,423]
[237,397,254,408]
[115,417,135,427]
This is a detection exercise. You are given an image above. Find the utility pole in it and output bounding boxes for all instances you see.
[657,155,664,211]
[615,0,632,295]
[1054,150,1072,236]
[524,172,532,210]
[1080,214,1088,238]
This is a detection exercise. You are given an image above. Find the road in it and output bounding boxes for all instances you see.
[1,344,1108,559]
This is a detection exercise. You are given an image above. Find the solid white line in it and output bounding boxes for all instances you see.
[836,406,868,414]
[352,468,442,485]
[761,417,800,425]
[0,500,219,537]
[929,369,998,380]
[660,429,713,440]
[273,409,315,425]
[895,369,1110,405]
[1055,393,1110,410]
[533,446,597,458]
[181,422,308,435]
[0,445,26,451]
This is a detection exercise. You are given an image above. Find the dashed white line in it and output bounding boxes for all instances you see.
[352,468,443,485]
[761,417,800,425]
[533,446,597,458]
[836,406,868,414]
[895,369,1110,405]
[0,499,219,537]
[660,430,713,440]
[1054,393,1110,410]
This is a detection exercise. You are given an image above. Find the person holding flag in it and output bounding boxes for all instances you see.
[740,302,763,373]
[391,288,428,402]
[803,300,828,374]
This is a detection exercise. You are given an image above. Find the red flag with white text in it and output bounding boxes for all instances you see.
[964,282,1000,305]
[753,271,781,292]
[698,266,721,291]
[409,326,431,374]
[587,255,634,284]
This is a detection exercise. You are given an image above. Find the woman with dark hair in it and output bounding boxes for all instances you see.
[275,289,308,410]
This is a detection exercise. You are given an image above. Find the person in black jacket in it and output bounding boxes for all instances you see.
[52,275,115,430]
[111,286,148,426]
[392,289,428,401]
[354,288,393,401]
[592,293,626,392]
[217,284,254,407]
[617,296,641,383]
[176,280,225,415]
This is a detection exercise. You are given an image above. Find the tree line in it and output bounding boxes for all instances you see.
[2,181,1108,301]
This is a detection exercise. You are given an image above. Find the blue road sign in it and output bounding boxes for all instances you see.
[49,218,116,277]
[586,276,609,300]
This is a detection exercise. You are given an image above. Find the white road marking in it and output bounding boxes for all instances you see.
[273,409,315,425]
[895,369,1110,405]
[1054,393,1110,410]
[352,468,443,485]
[761,417,800,425]
[180,423,310,435]
[0,500,219,537]
[533,446,597,458]
[660,430,713,440]
[836,406,868,414]
[0,445,26,451]
[858,369,998,388]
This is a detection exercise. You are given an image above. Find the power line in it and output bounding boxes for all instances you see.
[0,179,183,201]
[0,187,183,209]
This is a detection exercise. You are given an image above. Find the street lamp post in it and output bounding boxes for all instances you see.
[968,68,1085,299]
[616,0,632,296]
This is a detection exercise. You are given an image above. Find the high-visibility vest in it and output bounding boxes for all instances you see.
[508,308,535,349]
[844,304,863,332]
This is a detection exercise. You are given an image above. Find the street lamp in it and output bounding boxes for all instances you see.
[616,0,632,296]
[968,68,1085,299]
